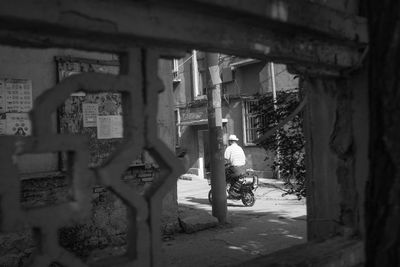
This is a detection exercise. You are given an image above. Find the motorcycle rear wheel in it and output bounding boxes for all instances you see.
[241,191,255,207]
[208,189,212,204]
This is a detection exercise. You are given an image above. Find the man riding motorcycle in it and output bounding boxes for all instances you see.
[224,134,246,196]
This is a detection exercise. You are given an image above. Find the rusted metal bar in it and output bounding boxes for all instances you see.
[163,0,368,43]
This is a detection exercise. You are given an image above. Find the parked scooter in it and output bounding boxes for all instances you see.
[207,166,258,207]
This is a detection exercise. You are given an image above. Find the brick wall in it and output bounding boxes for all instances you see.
[0,167,178,266]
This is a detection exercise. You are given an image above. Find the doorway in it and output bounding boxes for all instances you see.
[198,129,209,179]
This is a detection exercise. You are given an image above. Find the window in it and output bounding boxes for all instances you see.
[243,99,264,145]
[192,50,207,100]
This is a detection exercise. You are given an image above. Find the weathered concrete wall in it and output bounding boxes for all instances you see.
[273,63,299,91]
[0,47,180,265]
[366,1,400,264]
[243,146,275,178]
[349,66,369,238]
[179,125,199,171]
[172,54,193,106]
[223,100,242,139]
[157,59,179,232]
[1,174,165,266]
[304,78,341,240]
[1,176,121,265]
[304,74,367,240]
[225,62,268,95]
[224,62,298,96]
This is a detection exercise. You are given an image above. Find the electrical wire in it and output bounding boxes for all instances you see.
[176,55,193,70]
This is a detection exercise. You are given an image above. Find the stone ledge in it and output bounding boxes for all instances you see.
[179,174,193,181]
[237,237,364,267]
[179,213,218,234]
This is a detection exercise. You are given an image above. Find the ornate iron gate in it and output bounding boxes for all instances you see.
[0,49,184,266]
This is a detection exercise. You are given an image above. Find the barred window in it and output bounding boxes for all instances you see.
[243,99,264,145]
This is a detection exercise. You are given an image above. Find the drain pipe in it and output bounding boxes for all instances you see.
[192,50,199,98]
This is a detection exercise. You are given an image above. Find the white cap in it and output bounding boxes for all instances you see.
[228,134,239,141]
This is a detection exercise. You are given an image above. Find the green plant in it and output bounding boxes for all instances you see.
[254,89,306,199]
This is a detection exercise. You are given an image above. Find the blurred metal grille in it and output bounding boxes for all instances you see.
[0,49,184,267]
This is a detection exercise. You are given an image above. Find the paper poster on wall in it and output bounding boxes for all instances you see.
[4,79,33,113]
[0,119,5,135]
[5,113,31,136]
[82,103,99,127]
[97,115,123,139]
[0,80,5,113]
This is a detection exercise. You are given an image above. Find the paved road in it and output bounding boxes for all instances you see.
[163,177,307,267]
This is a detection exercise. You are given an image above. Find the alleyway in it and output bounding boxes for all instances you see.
[163,177,307,267]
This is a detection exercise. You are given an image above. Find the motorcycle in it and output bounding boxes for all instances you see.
[207,166,258,207]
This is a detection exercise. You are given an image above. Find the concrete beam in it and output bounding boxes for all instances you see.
[167,0,367,43]
[0,0,366,72]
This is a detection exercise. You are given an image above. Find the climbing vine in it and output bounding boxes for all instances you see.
[254,89,306,199]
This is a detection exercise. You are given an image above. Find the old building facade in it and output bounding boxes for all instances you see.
[174,52,298,178]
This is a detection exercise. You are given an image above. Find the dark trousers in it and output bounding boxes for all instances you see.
[226,165,246,192]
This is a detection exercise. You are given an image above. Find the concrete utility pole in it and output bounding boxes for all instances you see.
[206,52,227,223]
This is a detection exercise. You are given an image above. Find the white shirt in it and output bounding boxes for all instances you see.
[224,143,246,166]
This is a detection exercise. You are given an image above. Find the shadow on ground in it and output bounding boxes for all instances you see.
[165,178,307,266]
[165,201,307,267]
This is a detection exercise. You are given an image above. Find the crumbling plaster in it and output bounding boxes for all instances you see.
[303,71,368,240]
[0,46,179,266]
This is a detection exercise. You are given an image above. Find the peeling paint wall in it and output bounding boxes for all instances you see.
[304,78,341,240]
[0,46,179,266]
[304,74,368,240]
[349,66,369,238]
[224,63,268,95]
[157,59,179,232]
